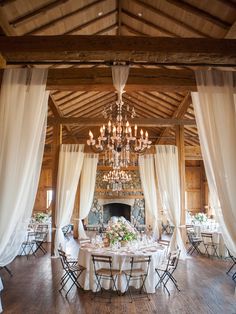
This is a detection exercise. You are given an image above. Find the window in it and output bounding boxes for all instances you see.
[46,189,53,208]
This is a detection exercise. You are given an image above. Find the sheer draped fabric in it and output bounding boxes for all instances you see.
[111,65,130,100]
[155,145,186,259]
[0,68,49,266]
[79,154,98,239]
[192,69,236,256]
[54,144,84,255]
[138,155,159,238]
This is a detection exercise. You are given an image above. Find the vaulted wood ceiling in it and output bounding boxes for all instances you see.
[0,0,236,150]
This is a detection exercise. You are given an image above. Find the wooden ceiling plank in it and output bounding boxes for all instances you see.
[26,0,107,35]
[156,92,192,144]
[65,9,117,35]
[125,92,174,116]
[10,0,70,27]
[0,0,16,6]
[117,0,122,35]
[48,96,78,143]
[122,8,178,37]
[94,23,118,35]
[1,35,236,66]
[132,0,210,37]
[139,91,179,110]
[48,116,196,127]
[166,0,231,30]
[121,23,148,36]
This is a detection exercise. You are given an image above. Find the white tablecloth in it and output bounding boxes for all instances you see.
[0,277,3,313]
[78,243,167,293]
[193,225,226,257]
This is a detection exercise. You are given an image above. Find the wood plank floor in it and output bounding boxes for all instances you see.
[0,238,236,314]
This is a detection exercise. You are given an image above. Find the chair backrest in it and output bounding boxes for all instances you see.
[26,231,36,243]
[129,256,152,276]
[92,254,113,275]
[158,239,170,248]
[36,224,49,233]
[167,249,181,271]
[35,231,47,242]
[201,232,213,243]
[58,249,68,270]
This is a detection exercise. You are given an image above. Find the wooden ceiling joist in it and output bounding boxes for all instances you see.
[1,36,236,66]
[47,116,196,127]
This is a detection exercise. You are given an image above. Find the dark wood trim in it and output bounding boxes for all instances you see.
[1,35,236,66]
[47,116,196,126]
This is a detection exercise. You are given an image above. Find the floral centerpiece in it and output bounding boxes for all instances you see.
[105,216,138,245]
[194,212,208,224]
[34,212,49,223]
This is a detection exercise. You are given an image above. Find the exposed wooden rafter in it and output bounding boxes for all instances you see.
[166,0,231,30]
[1,35,235,66]
[47,116,196,127]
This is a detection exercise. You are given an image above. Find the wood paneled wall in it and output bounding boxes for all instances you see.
[34,161,209,216]
[185,160,209,214]
[33,168,52,212]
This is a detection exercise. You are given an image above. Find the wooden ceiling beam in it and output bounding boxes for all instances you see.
[94,23,118,35]
[156,92,192,144]
[166,0,231,30]
[47,116,196,126]
[121,23,148,36]
[1,35,235,66]
[9,0,69,27]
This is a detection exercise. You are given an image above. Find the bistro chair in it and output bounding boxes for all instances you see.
[155,249,181,296]
[0,266,12,277]
[186,229,202,255]
[91,254,120,301]
[226,249,236,276]
[201,232,219,258]
[58,249,85,297]
[20,231,36,259]
[123,255,152,302]
[34,231,48,255]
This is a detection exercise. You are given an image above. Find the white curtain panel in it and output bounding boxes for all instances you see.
[112,65,130,100]
[155,145,187,259]
[191,69,236,256]
[54,144,84,255]
[0,68,49,266]
[138,155,159,238]
[79,153,98,239]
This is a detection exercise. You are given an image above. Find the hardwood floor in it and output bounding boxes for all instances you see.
[0,238,236,314]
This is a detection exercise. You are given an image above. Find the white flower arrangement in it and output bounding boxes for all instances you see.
[105,216,138,245]
[194,212,208,223]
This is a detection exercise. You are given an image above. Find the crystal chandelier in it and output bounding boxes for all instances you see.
[87,65,151,161]
[87,96,151,156]
[103,169,132,191]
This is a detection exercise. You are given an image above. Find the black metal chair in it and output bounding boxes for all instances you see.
[123,255,152,302]
[187,229,202,255]
[58,249,85,297]
[34,231,48,255]
[155,249,181,296]
[20,231,36,259]
[91,254,120,301]
[201,232,219,258]
[0,266,12,277]
[226,249,236,276]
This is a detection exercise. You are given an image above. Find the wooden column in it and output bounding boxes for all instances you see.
[72,179,80,239]
[200,160,205,212]
[175,126,186,242]
[50,123,61,256]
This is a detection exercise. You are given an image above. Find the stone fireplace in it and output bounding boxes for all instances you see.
[87,198,145,226]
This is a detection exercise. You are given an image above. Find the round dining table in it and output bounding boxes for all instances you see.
[78,242,167,294]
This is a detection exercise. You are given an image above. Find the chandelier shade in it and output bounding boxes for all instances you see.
[103,169,132,191]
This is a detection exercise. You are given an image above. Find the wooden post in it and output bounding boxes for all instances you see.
[200,160,205,213]
[175,126,186,243]
[72,179,80,239]
[51,123,61,256]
